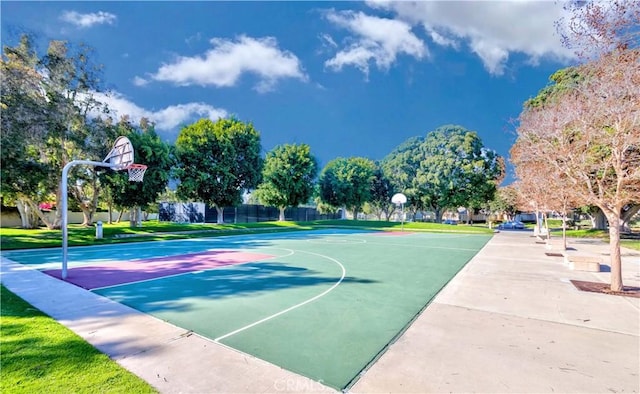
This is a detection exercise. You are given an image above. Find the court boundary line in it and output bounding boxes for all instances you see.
[3,228,364,265]
[342,236,493,391]
[214,249,346,342]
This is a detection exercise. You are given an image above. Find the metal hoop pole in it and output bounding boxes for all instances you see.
[61,160,116,279]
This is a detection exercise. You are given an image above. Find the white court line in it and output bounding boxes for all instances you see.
[306,238,366,244]
[214,249,346,342]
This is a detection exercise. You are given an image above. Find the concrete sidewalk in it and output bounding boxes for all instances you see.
[2,231,639,393]
[353,231,640,393]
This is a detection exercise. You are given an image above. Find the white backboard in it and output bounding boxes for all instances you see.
[104,136,134,169]
[391,193,407,205]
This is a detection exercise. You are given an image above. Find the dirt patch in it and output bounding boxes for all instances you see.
[570,280,640,298]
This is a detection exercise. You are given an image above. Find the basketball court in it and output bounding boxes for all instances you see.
[3,229,491,390]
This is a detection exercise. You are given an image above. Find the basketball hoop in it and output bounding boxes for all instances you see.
[126,164,147,182]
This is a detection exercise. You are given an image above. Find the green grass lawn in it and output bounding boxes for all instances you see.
[0,220,312,250]
[307,219,494,233]
[0,219,493,250]
[0,218,635,391]
[0,285,157,394]
[621,239,640,251]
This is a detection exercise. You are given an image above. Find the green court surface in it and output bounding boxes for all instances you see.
[4,229,491,390]
[100,229,489,389]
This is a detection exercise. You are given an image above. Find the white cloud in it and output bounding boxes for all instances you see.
[132,76,149,87]
[60,11,116,28]
[320,33,338,49]
[185,32,202,46]
[426,28,458,49]
[324,10,427,76]
[150,35,307,93]
[92,91,227,131]
[366,1,574,75]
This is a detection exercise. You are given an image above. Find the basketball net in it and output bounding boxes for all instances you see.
[126,164,147,182]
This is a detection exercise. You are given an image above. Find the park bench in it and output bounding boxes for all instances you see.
[563,254,601,272]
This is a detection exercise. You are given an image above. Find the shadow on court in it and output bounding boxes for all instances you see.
[94,261,376,314]
[4,229,491,391]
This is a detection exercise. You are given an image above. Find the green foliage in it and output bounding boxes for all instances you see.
[174,118,263,211]
[0,285,156,393]
[488,185,520,219]
[524,67,583,108]
[101,119,173,210]
[1,36,51,203]
[368,166,395,220]
[318,157,376,218]
[255,143,318,212]
[383,125,504,221]
[1,35,108,228]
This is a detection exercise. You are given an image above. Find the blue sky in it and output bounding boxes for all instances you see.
[2,1,576,183]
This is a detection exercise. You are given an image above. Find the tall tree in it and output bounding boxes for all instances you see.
[488,185,520,223]
[1,36,50,228]
[42,40,107,228]
[381,136,426,220]
[318,157,376,220]
[368,166,395,221]
[383,125,503,223]
[102,118,173,226]
[512,0,639,292]
[174,118,262,224]
[514,48,639,291]
[0,36,106,229]
[419,125,503,222]
[255,143,318,221]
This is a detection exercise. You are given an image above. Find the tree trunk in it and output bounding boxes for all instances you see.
[16,199,39,229]
[592,209,607,229]
[80,204,93,226]
[434,208,442,223]
[544,212,550,241]
[620,204,639,232]
[563,215,569,248]
[116,209,124,223]
[216,206,224,224]
[128,206,143,227]
[278,207,286,221]
[136,206,142,227]
[53,185,63,229]
[605,212,623,292]
[17,197,55,229]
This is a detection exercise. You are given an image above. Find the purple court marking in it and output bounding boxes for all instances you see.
[373,231,411,236]
[44,250,274,290]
